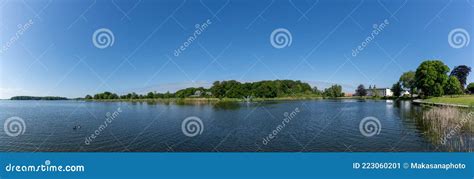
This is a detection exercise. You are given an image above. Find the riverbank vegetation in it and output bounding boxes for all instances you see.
[396,61,474,106]
[84,80,345,102]
[421,107,473,151]
[78,60,473,106]
[10,96,68,100]
[353,60,474,106]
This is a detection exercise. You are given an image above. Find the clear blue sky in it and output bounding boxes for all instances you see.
[0,0,473,98]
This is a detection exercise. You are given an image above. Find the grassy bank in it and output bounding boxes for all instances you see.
[423,95,474,106]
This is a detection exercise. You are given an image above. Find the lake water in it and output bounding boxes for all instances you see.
[0,100,472,152]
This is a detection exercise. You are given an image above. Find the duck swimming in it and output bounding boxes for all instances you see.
[73,125,81,130]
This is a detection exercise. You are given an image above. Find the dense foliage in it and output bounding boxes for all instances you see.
[391,82,402,97]
[85,80,322,100]
[84,61,473,100]
[355,84,367,97]
[399,71,416,97]
[467,83,474,94]
[210,80,313,98]
[449,65,471,89]
[10,96,68,100]
[444,76,463,95]
[323,84,344,98]
[415,60,450,97]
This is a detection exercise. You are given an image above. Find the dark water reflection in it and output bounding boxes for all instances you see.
[0,100,472,152]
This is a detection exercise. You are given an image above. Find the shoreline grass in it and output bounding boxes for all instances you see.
[422,95,474,106]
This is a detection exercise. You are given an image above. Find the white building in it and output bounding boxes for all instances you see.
[401,90,410,96]
[367,88,393,97]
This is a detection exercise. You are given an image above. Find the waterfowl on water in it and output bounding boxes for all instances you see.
[73,125,81,130]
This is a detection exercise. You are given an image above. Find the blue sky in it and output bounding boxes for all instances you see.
[0,0,473,98]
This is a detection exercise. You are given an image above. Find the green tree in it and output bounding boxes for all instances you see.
[110,93,119,99]
[131,92,139,99]
[444,76,463,95]
[312,86,322,95]
[391,82,402,97]
[323,84,343,98]
[210,81,225,98]
[254,81,277,98]
[415,60,450,97]
[355,84,367,97]
[467,83,474,94]
[85,95,92,99]
[147,92,155,99]
[163,91,172,98]
[399,71,416,97]
[450,65,471,89]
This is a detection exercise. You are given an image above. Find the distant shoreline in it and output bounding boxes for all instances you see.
[82,96,325,103]
[6,96,412,102]
[9,96,69,100]
[80,96,406,103]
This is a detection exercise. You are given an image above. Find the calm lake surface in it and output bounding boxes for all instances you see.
[0,100,472,152]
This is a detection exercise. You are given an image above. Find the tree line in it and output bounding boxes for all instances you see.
[85,80,346,100]
[10,96,68,100]
[354,60,472,98]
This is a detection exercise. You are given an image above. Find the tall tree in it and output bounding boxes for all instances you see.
[467,83,474,94]
[415,60,450,97]
[391,82,402,97]
[444,76,463,95]
[355,84,367,97]
[147,92,155,99]
[323,85,343,98]
[399,71,416,97]
[450,65,471,89]
[312,87,322,95]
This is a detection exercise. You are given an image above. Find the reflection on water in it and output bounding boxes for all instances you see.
[0,100,472,152]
